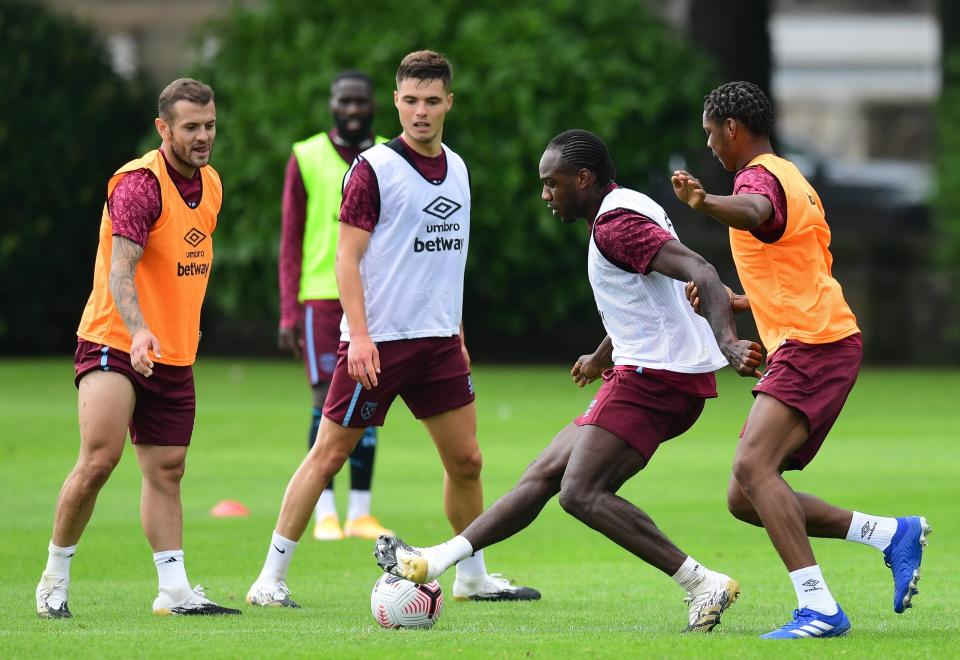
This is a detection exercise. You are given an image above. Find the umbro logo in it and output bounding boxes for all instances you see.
[422,196,461,220]
[802,578,822,592]
[184,227,207,247]
[861,521,877,540]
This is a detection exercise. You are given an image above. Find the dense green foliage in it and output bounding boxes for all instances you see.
[193,0,710,350]
[0,1,151,352]
[935,51,960,292]
[2,360,957,656]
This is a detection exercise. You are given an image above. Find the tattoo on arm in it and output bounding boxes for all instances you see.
[109,236,147,336]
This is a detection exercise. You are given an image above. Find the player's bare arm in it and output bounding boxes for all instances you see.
[671,170,772,231]
[109,235,161,377]
[277,325,301,357]
[650,240,763,377]
[571,335,613,387]
[336,222,379,389]
[685,281,751,315]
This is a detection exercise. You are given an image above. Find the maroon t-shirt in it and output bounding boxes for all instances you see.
[108,149,203,247]
[734,164,788,243]
[339,136,448,232]
[591,191,718,398]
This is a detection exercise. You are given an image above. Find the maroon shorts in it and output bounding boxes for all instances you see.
[323,336,474,427]
[74,339,196,446]
[301,299,343,386]
[574,366,708,463]
[747,333,862,470]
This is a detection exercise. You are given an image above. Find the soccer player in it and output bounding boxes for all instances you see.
[672,81,930,639]
[35,79,240,618]
[279,70,392,541]
[246,50,540,608]
[374,129,765,633]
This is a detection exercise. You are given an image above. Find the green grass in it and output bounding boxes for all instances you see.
[0,359,957,658]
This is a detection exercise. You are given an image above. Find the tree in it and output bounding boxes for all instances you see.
[934,0,960,344]
[194,0,711,356]
[0,0,151,353]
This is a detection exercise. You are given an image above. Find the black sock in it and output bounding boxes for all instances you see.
[349,427,377,491]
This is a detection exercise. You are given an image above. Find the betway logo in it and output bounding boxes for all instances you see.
[177,261,210,277]
[414,236,464,253]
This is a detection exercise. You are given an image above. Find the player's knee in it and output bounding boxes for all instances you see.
[447,449,483,481]
[557,480,597,521]
[160,460,186,484]
[76,453,120,488]
[731,455,765,492]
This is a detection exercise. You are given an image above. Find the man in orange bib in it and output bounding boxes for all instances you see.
[672,81,929,639]
[35,79,240,619]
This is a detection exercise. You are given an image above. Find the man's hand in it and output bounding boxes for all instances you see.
[130,327,161,377]
[571,352,606,388]
[671,170,707,209]
[686,281,750,315]
[347,333,380,389]
[721,339,764,378]
[278,325,301,358]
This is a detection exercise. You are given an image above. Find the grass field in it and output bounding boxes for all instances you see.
[0,358,957,658]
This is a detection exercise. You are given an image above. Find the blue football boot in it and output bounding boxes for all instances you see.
[761,605,851,639]
[884,515,931,613]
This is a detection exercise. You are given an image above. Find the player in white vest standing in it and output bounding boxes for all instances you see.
[247,50,540,608]
[374,130,764,632]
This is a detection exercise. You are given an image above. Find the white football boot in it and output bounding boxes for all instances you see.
[36,573,72,619]
[452,573,542,602]
[245,579,301,608]
[153,585,241,616]
[683,571,740,632]
[374,536,436,583]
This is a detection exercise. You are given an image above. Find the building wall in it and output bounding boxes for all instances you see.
[36,0,261,85]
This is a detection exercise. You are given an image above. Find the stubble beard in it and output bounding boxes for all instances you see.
[171,137,209,171]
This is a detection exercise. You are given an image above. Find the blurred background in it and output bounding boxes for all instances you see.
[2,0,958,363]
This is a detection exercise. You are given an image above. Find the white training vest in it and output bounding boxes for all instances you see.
[588,187,727,373]
[340,141,470,342]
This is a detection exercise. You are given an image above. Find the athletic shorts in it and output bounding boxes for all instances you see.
[574,366,708,464]
[747,333,862,471]
[323,336,474,427]
[74,339,196,446]
[300,299,343,386]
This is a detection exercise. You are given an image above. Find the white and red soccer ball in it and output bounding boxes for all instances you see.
[370,573,444,629]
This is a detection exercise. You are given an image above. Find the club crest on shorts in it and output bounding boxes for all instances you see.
[360,401,379,421]
[320,352,337,375]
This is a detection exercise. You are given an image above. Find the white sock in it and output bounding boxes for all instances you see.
[315,489,337,519]
[153,550,190,592]
[258,532,298,583]
[846,511,898,551]
[671,555,709,592]
[453,545,486,580]
[789,565,838,615]
[45,541,77,579]
[347,490,371,521]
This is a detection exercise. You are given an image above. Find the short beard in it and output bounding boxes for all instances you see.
[335,115,373,145]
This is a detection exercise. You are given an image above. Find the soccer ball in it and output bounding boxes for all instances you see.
[370,573,443,629]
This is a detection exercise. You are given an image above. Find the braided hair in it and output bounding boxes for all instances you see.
[547,129,616,188]
[703,81,774,137]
